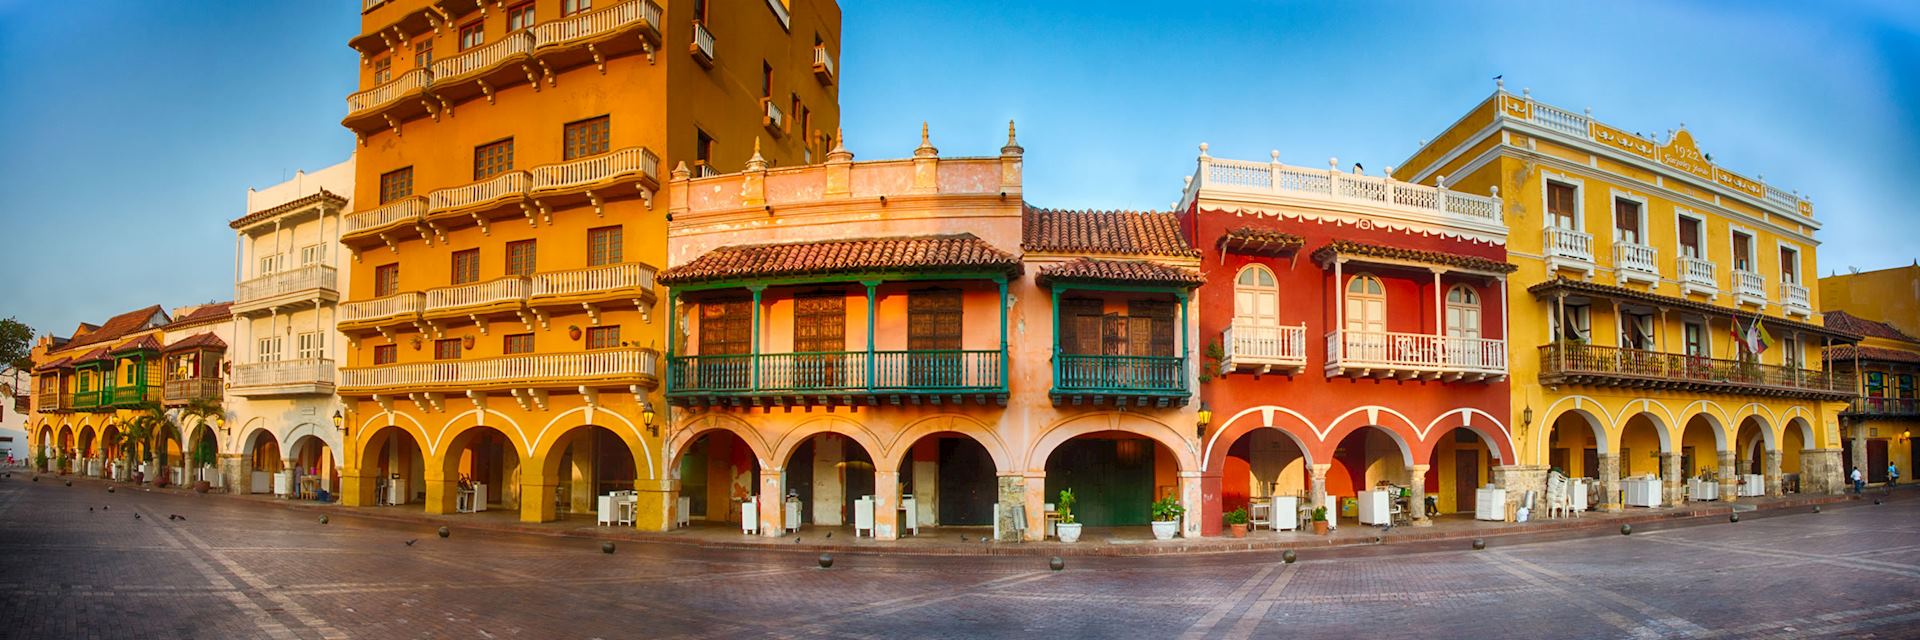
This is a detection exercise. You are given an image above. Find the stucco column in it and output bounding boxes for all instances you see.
[758,468,785,538]
[1660,453,1683,505]
[1597,454,1622,511]
[1308,464,1330,526]
[219,453,245,496]
[340,466,377,507]
[633,478,676,532]
[1717,451,1737,503]
[1198,472,1224,537]
[519,454,556,524]
[1764,450,1784,496]
[1011,473,1038,542]
[423,467,456,515]
[873,469,901,541]
[1408,464,1431,526]
[1850,423,1867,485]
[1178,471,1203,538]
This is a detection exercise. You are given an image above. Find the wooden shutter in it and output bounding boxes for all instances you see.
[1678,219,1700,256]
[907,289,962,351]
[1614,200,1640,241]
[794,294,846,353]
[699,300,751,355]
[1060,299,1103,355]
[1129,300,1176,356]
[1547,182,1575,226]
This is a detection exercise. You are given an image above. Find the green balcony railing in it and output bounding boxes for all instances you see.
[1052,354,1188,396]
[668,350,1004,397]
[71,390,107,410]
[112,384,159,407]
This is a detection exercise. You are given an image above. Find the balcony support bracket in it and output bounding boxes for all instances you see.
[519,63,540,92]
[471,211,490,236]
[539,59,556,87]
[372,394,395,415]
[509,389,533,412]
[582,302,600,325]
[587,190,604,216]
[471,314,489,335]
[476,79,495,105]
[579,386,599,409]
[589,43,606,73]
[520,202,539,227]
[377,232,399,254]
[642,41,655,65]
[466,390,485,411]
[382,113,401,138]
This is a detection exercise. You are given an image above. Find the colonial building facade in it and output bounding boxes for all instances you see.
[1820,264,1920,485]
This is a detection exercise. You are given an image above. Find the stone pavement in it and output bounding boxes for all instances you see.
[2,473,1918,639]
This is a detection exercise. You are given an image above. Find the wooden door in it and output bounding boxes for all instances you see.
[1868,440,1889,483]
[1454,450,1478,513]
[937,438,995,526]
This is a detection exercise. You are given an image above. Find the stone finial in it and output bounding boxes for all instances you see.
[1436,174,1447,188]
[1522,87,1531,99]
[671,161,691,180]
[1000,120,1023,156]
[744,137,768,171]
[1490,185,1500,198]
[1328,156,1338,171]
[1198,142,1210,158]
[826,126,853,163]
[1496,77,1505,91]
[1270,149,1280,164]
[914,121,938,158]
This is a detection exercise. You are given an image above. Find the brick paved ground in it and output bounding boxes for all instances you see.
[2,474,1917,639]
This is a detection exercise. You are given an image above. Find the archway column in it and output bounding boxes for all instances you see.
[1660,453,1682,506]
[1307,463,1329,520]
[1198,472,1223,536]
[1178,471,1203,538]
[423,463,456,515]
[873,469,901,540]
[520,453,556,523]
[340,466,378,507]
[636,477,676,532]
[1716,451,1737,503]
[1597,454,1622,511]
[1492,464,1541,519]
[758,468,785,537]
[1013,472,1040,542]
[1407,464,1430,526]
[1764,450,1783,496]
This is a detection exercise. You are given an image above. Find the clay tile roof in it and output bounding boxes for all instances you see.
[1825,345,1920,364]
[1310,240,1517,274]
[1823,310,1917,343]
[1022,206,1198,258]
[73,348,111,364]
[1036,258,1206,288]
[109,335,162,355]
[32,357,72,373]
[64,305,167,350]
[658,234,1022,285]
[229,188,347,229]
[168,302,233,329]
[1217,227,1305,257]
[163,332,228,353]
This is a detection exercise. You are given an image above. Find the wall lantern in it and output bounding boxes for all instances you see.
[333,410,347,438]
[1523,406,1534,427]
[214,414,228,434]
[641,401,658,438]
[1195,402,1212,438]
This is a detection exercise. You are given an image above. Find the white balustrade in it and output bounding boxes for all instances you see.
[1780,282,1810,310]
[340,292,425,324]
[1193,157,1502,225]
[1221,321,1306,370]
[1545,227,1593,263]
[692,22,715,61]
[429,171,530,211]
[1326,330,1507,376]
[346,68,431,115]
[1613,241,1658,276]
[236,264,337,303]
[1764,185,1800,212]
[1734,270,1766,300]
[534,0,662,48]
[344,197,426,235]
[531,262,657,298]
[764,99,785,130]
[695,164,719,178]
[530,147,660,191]
[1528,101,1591,138]
[813,45,835,78]
[426,277,530,313]
[430,31,532,82]
[231,358,336,389]
[341,349,658,389]
[1678,256,1717,290]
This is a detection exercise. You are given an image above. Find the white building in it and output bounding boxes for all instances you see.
[0,368,29,463]
[225,158,353,499]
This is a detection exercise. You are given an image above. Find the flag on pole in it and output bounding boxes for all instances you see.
[1753,319,1774,355]
[1729,315,1745,357]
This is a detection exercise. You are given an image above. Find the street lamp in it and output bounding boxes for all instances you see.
[214,414,227,434]
[332,410,346,438]
[641,401,657,438]
[1195,402,1212,438]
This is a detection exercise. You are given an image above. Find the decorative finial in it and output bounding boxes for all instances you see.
[1000,120,1023,156]
[745,137,767,171]
[1270,149,1280,163]
[1328,156,1338,171]
[671,160,691,180]
[1584,107,1592,117]
[914,121,938,158]
[1522,87,1530,99]
[1198,142,1210,157]
[1496,77,1505,91]
[826,126,852,162]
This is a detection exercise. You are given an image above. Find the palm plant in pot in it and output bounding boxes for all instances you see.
[1150,495,1184,540]
[1055,489,1082,543]
[1223,507,1250,538]
[1311,506,1330,535]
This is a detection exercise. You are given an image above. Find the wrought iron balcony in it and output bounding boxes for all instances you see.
[669,350,1006,407]
[1846,397,1920,418]
[1052,353,1188,407]
[1539,342,1854,401]
[1326,330,1507,381]
[1220,321,1306,375]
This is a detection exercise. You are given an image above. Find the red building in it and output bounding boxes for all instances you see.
[1182,148,1517,534]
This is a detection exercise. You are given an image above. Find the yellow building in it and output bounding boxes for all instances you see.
[1822,264,1920,339]
[1395,82,1859,509]
[1821,281,1920,485]
[336,0,840,528]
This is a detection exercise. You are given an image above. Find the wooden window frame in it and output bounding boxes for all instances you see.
[585,326,622,350]
[373,344,398,365]
[503,333,535,355]
[379,166,413,204]
[458,21,485,51]
[434,338,462,361]
[450,249,480,285]
[506,1,535,31]
[373,264,400,298]
[588,225,623,266]
[473,138,514,181]
[505,240,536,276]
[562,0,593,17]
[562,115,611,160]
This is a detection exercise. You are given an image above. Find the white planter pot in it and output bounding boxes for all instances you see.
[1151,520,1178,540]
[1056,522,1083,543]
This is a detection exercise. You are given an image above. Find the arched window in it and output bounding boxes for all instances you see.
[1344,274,1385,334]
[1445,284,1481,339]
[1233,265,1279,325]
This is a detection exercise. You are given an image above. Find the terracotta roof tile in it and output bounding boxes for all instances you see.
[1022,206,1198,258]
[1823,310,1917,343]
[110,335,162,355]
[1036,258,1206,288]
[168,302,232,329]
[1217,227,1304,257]
[163,332,228,353]
[659,234,1021,285]
[229,189,347,229]
[32,357,72,373]
[72,348,111,364]
[1825,345,1920,364]
[63,305,167,350]
[1311,240,1517,274]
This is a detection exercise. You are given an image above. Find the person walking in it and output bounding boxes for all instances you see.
[1851,466,1865,496]
[1888,462,1900,494]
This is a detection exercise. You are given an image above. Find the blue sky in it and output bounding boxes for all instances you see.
[1,0,1916,338]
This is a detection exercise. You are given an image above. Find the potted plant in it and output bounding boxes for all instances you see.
[1311,506,1330,535]
[1223,507,1249,538]
[1055,489,1081,543]
[1150,495,1184,541]
[33,449,46,473]
[190,436,216,494]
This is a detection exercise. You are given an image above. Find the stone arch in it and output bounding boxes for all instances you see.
[1417,408,1515,463]
[1025,411,1197,473]
[354,409,431,467]
[1784,416,1815,448]
[435,409,533,460]
[1202,405,1319,475]
[878,413,1012,474]
[667,413,774,471]
[771,415,885,472]
[281,422,342,462]
[530,405,653,479]
[1321,407,1420,468]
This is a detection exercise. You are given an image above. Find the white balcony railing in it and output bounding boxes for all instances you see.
[428,171,529,212]
[1545,227,1593,263]
[236,264,337,304]
[1678,256,1717,291]
[1221,321,1306,373]
[763,99,785,131]
[813,45,836,80]
[426,277,530,314]
[346,68,431,115]
[531,262,657,298]
[1613,241,1657,276]
[694,163,719,178]
[691,22,715,62]
[429,31,532,83]
[1182,156,1504,226]
[340,292,425,325]
[529,147,660,191]
[534,0,662,48]
[231,358,336,389]
[1326,330,1507,377]
[344,197,426,235]
[1528,101,1591,139]
[341,348,658,389]
[1781,282,1810,311]
[1733,270,1766,301]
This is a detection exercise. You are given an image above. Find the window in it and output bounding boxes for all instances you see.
[792,294,845,385]
[258,253,285,276]
[257,336,283,363]
[296,332,323,360]
[1621,310,1654,350]
[801,106,813,160]
[789,94,801,134]
[474,138,514,180]
[434,338,461,360]
[1678,216,1704,259]
[372,56,392,84]
[1553,303,1591,342]
[1126,300,1177,357]
[1233,265,1279,325]
[1344,274,1386,335]
[562,0,592,16]
[503,333,535,355]
[1546,181,1578,229]
[698,300,751,355]
[1779,246,1800,284]
[507,2,535,31]
[1782,336,1800,369]
[379,167,413,203]
[413,37,434,69]
[1684,321,1706,357]
[586,326,622,350]
[374,344,398,365]
[506,240,536,276]
[695,129,715,172]
[1613,198,1643,244]
[300,243,325,266]
[907,289,962,386]
[1059,298,1105,355]
[1900,374,1915,399]
[563,116,610,160]
[1445,285,1481,340]
[1868,371,1886,398]
[762,62,773,99]
[588,225,622,266]
[692,0,708,23]
[374,264,400,297]
[458,21,484,51]
[450,249,480,285]
[1732,231,1755,272]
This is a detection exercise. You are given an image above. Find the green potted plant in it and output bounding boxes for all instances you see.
[1311,506,1330,535]
[33,449,46,473]
[190,436,216,494]
[1223,507,1250,538]
[1150,495,1184,540]
[1055,489,1081,543]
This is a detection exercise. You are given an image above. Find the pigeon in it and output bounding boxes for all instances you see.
[959,535,968,542]
[794,536,801,544]
[173,515,185,521]
[404,539,418,546]
[89,507,93,512]
[824,532,832,539]
[103,505,108,511]
[134,513,141,520]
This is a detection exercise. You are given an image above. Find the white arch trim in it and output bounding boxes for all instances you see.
[282,422,344,461]
[1536,395,1617,460]
[1202,405,1321,472]
[433,408,529,457]
[533,405,655,479]
[1425,408,1514,462]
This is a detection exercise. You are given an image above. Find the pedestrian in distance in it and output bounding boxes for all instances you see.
[1887,462,1899,496]
[1851,466,1865,496]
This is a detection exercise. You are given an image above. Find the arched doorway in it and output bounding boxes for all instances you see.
[782,433,875,530]
[675,429,761,526]
[547,425,637,519]
[1677,414,1721,500]
[78,426,97,477]
[364,426,425,508]
[1619,413,1670,505]
[1424,426,1501,518]
[1326,426,1413,527]
[245,430,283,495]
[894,431,998,531]
[440,426,522,513]
[289,435,338,501]
[56,425,74,473]
[1782,418,1812,493]
[1044,431,1179,534]
[101,423,124,479]
[188,425,219,488]
[1731,416,1769,497]
[35,424,54,470]
[1214,427,1312,532]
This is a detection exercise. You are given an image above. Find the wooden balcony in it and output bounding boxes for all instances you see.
[1219,321,1307,376]
[812,45,835,84]
[163,378,223,405]
[1051,354,1189,407]
[668,350,1006,407]
[339,348,659,397]
[1539,342,1854,401]
[71,390,107,411]
[1326,330,1507,381]
[689,21,715,68]
[35,390,68,413]
[1844,397,1920,419]
[230,359,336,397]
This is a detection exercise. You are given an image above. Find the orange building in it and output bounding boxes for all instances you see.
[336,0,840,528]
